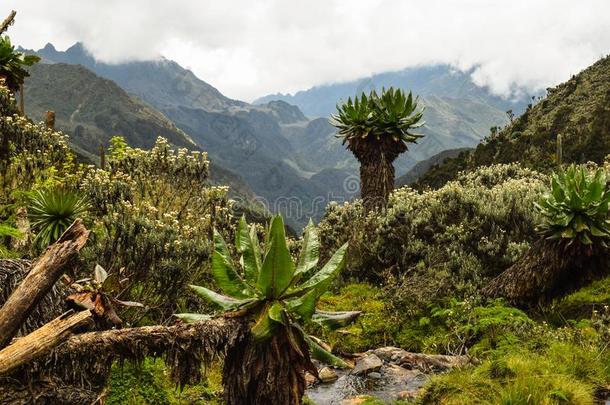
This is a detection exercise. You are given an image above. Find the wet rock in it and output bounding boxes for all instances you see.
[305,372,318,387]
[398,352,471,373]
[397,389,421,401]
[340,395,369,405]
[351,353,383,376]
[319,366,339,383]
[370,346,408,363]
[383,363,424,380]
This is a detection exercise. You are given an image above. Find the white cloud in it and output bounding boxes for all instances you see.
[2,0,609,101]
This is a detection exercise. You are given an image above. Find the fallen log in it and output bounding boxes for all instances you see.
[0,219,89,348]
[397,352,472,373]
[0,317,248,403]
[0,310,92,376]
[0,259,69,335]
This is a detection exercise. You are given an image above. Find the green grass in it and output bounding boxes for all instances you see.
[312,283,399,353]
[553,277,610,322]
[106,358,223,405]
[418,342,609,405]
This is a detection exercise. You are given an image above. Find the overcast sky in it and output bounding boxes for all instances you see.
[3,0,610,102]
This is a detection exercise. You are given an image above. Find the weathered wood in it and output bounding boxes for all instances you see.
[0,219,89,348]
[0,310,92,376]
[0,317,247,403]
[397,352,472,372]
[0,10,16,35]
[45,110,56,130]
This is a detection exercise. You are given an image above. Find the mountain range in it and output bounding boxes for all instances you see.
[23,42,527,229]
[415,55,610,189]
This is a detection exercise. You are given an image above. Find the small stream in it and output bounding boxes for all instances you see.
[306,364,429,404]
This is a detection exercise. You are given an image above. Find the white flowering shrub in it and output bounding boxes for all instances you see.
[79,137,234,323]
[0,82,74,218]
[318,163,548,310]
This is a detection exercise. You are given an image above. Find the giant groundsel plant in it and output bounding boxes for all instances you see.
[179,214,358,364]
[535,164,610,246]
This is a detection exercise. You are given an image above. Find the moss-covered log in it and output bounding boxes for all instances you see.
[484,240,610,306]
[0,317,248,404]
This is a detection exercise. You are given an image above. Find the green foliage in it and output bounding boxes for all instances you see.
[0,221,21,257]
[79,137,229,324]
[553,277,610,321]
[106,358,223,405]
[331,87,424,145]
[310,283,397,353]
[535,165,610,246]
[27,188,88,249]
[0,36,39,92]
[181,215,357,368]
[318,164,546,309]
[419,341,606,405]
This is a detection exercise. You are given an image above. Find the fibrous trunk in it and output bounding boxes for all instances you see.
[484,239,610,306]
[348,138,406,212]
[223,329,311,405]
[360,155,395,211]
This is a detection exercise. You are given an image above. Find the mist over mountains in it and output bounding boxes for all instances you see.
[23,42,523,229]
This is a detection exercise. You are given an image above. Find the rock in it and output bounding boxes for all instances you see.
[383,363,424,380]
[351,353,383,376]
[397,389,420,401]
[304,372,318,387]
[340,395,369,405]
[371,346,408,363]
[368,371,382,379]
[398,352,471,373]
[319,366,338,383]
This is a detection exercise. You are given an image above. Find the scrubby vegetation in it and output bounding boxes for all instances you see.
[1,25,610,405]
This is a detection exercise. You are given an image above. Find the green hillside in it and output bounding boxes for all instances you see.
[25,63,196,161]
[417,55,610,188]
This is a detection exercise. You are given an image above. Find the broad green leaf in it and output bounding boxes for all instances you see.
[295,219,320,278]
[174,313,212,323]
[312,310,362,330]
[212,229,253,298]
[251,305,278,341]
[304,333,349,368]
[295,243,348,294]
[189,285,253,310]
[286,287,318,321]
[268,302,285,324]
[235,216,262,284]
[257,216,295,298]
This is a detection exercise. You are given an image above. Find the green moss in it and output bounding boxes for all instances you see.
[106,358,223,405]
[419,342,607,405]
[312,283,399,353]
[553,277,610,321]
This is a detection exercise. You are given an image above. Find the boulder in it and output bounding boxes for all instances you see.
[319,366,338,383]
[351,353,383,376]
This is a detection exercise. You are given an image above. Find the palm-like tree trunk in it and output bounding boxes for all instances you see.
[223,328,313,405]
[349,138,406,212]
[359,152,395,211]
[484,240,610,306]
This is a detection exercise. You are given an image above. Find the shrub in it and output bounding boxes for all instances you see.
[318,163,547,310]
[79,137,233,324]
